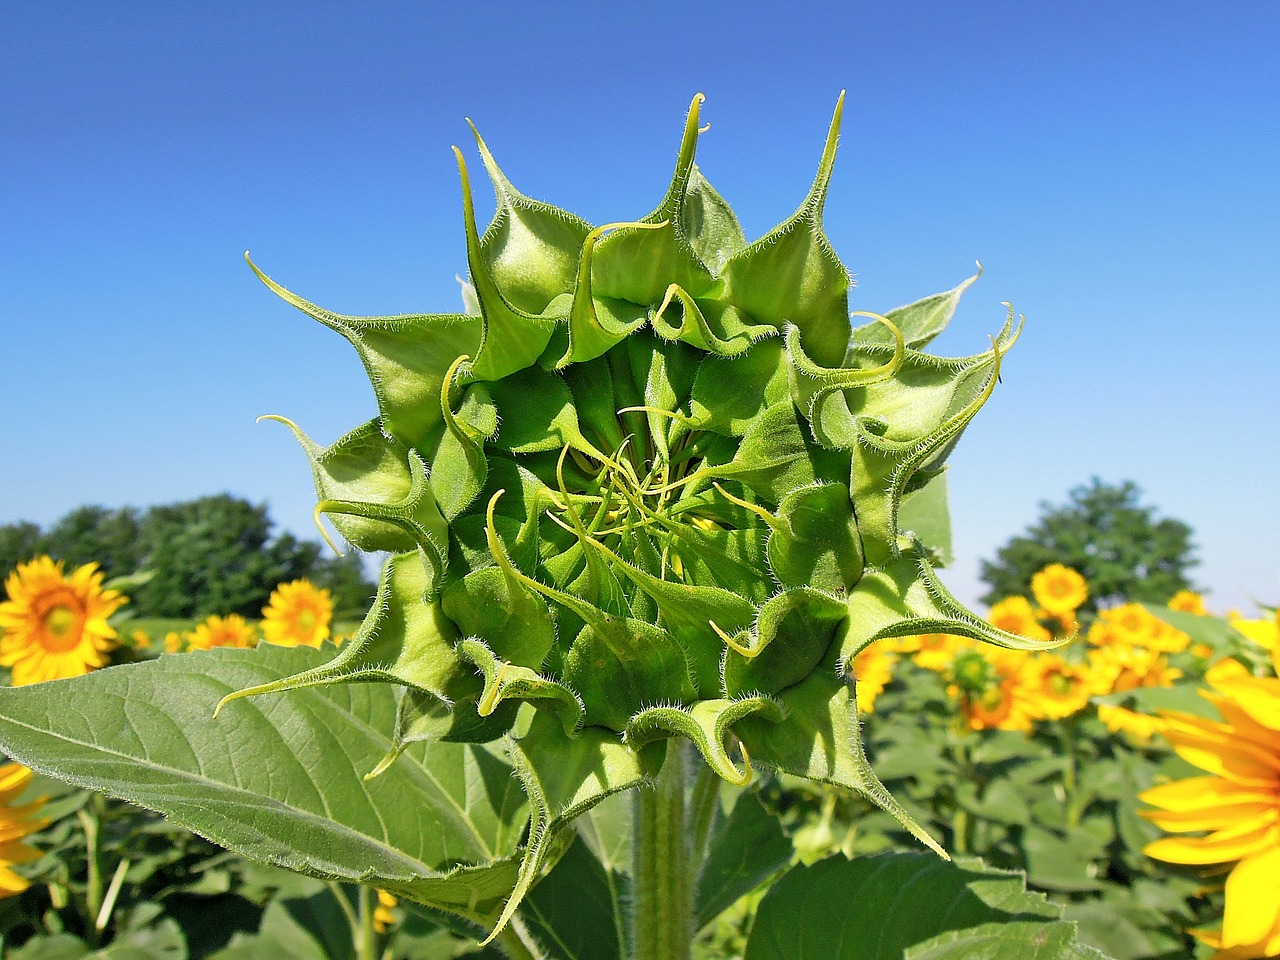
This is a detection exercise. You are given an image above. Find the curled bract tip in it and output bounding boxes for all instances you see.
[311,502,346,558]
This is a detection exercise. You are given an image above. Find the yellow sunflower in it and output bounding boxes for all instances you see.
[0,762,49,897]
[1232,615,1279,657]
[261,579,333,648]
[1026,653,1093,720]
[185,614,257,651]
[885,632,971,673]
[987,596,1052,643]
[851,644,897,714]
[1141,649,1280,958]
[949,647,1037,733]
[1097,704,1166,745]
[1030,564,1088,617]
[1088,644,1181,695]
[0,557,126,685]
[1169,590,1209,616]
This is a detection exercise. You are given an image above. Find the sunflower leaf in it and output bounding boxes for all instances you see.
[0,645,530,926]
[744,852,1114,960]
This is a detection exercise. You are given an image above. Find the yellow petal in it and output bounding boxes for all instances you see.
[1145,819,1280,866]
[1160,713,1280,784]
[1223,848,1280,950]
[1139,776,1276,813]
[1142,802,1277,834]
[1212,677,1280,733]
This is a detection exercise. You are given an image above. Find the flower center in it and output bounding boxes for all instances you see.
[40,604,84,653]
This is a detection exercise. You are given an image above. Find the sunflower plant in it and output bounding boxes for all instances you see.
[0,95,1117,960]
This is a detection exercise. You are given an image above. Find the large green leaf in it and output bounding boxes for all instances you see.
[743,852,1113,960]
[0,645,529,926]
[694,791,792,930]
[519,835,624,960]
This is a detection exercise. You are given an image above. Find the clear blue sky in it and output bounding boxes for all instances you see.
[3,1,1277,613]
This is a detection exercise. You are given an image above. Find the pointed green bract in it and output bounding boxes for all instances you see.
[0,95,1047,942]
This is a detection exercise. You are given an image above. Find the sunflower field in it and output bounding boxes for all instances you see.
[0,550,1276,959]
[1,96,1277,960]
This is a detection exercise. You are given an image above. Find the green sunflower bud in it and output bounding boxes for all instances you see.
[229,92,1051,937]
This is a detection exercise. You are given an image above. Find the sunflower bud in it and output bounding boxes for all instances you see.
[228,93,1050,931]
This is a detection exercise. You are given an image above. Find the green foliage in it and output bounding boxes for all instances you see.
[979,479,1198,612]
[745,852,1107,959]
[0,96,1134,960]
[0,496,375,619]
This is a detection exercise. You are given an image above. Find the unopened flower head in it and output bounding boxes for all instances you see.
[223,94,1053,931]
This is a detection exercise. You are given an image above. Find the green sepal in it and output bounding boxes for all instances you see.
[459,638,584,737]
[467,121,592,317]
[563,361,628,454]
[722,588,848,697]
[262,416,449,557]
[705,400,848,504]
[246,253,481,449]
[686,338,789,437]
[849,325,1014,567]
[720,94,851,368]
[784,320,905,450]
[555,223,651,368]
[650,284,776,357]
[562,617,698,732]
[441,565,556,671]
[441,486,557,670]
[624,697,783,786]
[428,363,498,520]
[850,265,982,352]
[838,545,1067,664]
[590,93,718,304]
[736,644,947,858]
[662,523,774,606]
[455,148,560,381]
[215,553,475,714]
[583,536,757,698]
[680,164,747,274]
[766,482,864,592]
[490,713,665,942]
[486,365,606,457]
[365,688,520,781]
[623,331,701,465]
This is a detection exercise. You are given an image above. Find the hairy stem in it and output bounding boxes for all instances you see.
[632,744,692,960]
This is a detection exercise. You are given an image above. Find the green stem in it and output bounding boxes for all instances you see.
[632,744,692,960]
[356,885,377,960]
[687,758,720,869]
[947,730,973,855]
[1060,717,1082,826]
[76,794,105,946]
[950,805,970,856]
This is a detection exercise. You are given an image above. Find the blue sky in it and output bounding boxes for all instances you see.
[3,1,1277,613]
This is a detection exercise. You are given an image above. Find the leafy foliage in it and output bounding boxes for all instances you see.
[980,479,1198,612]
[745,852,1107,960]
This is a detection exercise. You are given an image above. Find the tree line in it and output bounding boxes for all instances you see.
[0,494,376,620]
[1,479,1198,622]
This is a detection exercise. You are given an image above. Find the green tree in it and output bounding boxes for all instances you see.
[132,495,310,618]
[0,521,42,577]
[41,505,142,579]
[979,478,1198,612]
[0,496,376,619]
